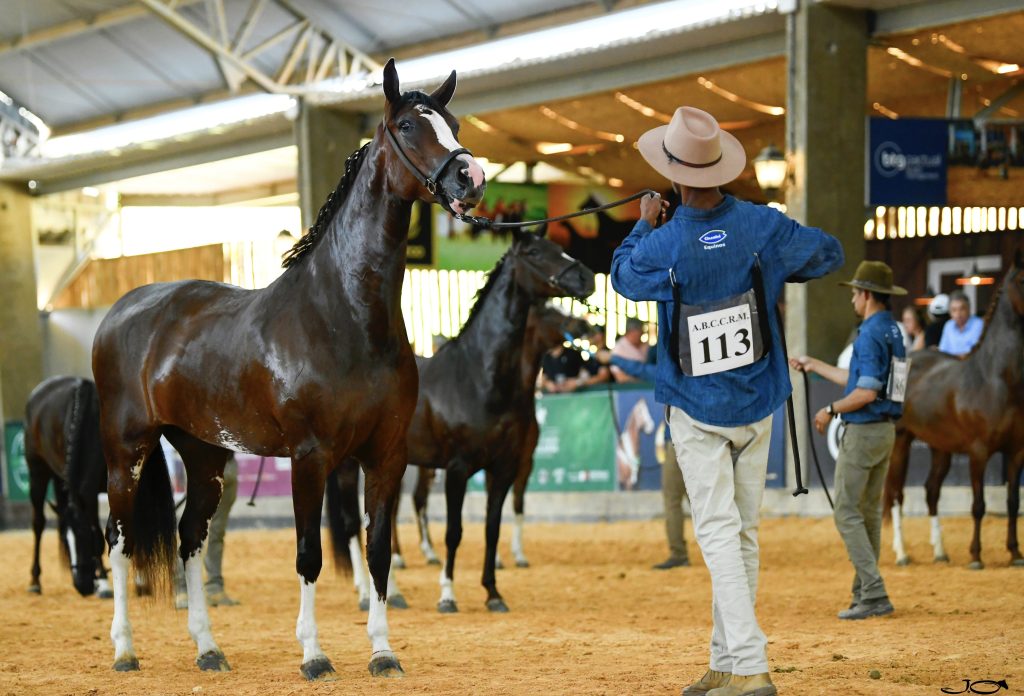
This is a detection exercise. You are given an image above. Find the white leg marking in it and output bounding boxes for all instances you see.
[930,515,946,559]
[109,531,136,663]
[418,510,439,563]
[386,561,402,600]
[96,577,112,596]
[511,513,528,565]
[65,529,78,570]
[349,536,371,604]
[295,576,325,664]
[438,567,456,604]
[892,503,907,561]
[185,551,219,656]
[367,594,393,656]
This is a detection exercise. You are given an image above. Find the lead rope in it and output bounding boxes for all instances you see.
[247,456,267,507]
[801,372,835,509]
[772,303,809,498]
[456,189,658,230]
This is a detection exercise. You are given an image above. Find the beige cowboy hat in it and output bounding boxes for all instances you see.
[838,260,907,296]
[637,107,746,188]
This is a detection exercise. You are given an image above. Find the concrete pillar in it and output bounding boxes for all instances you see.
[0,182,43,424]
[295,100,366,229]
[783,3,868,487]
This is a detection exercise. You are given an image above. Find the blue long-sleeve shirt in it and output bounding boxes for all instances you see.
[610,195,844,427]
[842,310,905,424]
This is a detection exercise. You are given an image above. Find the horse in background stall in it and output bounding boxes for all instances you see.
[396,303,591,570]
[24,376,111,599]
[616,398,656,491]
[328,231,595,613]
[91,59,485,680]
[883,251,1024,569]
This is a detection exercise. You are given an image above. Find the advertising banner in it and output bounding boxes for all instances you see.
[3,421,29,501]
[868,117,947,206]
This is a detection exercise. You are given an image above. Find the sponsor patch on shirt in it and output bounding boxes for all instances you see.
[699,229,727,250]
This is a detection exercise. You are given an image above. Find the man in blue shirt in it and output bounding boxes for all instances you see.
[791,260,905,622]
[938,290,984,356]
[611,106,843,696]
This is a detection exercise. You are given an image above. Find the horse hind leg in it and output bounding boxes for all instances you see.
[363,453,406,677]
[1005,449,1024,567]
[885,431,912,565]
[967,456,988,570]
[511,451,533,568]
[924,450,952,563]
[27,458,51,593]
[413,467,441,565]
[165,430,231,672]
[482,464,517,613]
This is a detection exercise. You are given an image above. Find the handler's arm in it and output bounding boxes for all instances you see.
[610,195,674,302]
[790,355,848,386]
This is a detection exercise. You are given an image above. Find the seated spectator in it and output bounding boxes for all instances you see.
[900,305,927,353]
[610,318,649,382]
[923,293,949,348]
[540,340,609,393]
[938,290,983,356]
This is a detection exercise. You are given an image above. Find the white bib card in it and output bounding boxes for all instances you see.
[686,303,755,376]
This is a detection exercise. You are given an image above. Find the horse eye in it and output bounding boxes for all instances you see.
[398,120,413,133]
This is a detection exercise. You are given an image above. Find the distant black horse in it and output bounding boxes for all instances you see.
[24,376,110,598]
[328,231,594,612]
[398,303,590,569]
[559,193,636,274]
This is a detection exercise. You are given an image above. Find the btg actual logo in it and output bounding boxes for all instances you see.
[874,141,907,178]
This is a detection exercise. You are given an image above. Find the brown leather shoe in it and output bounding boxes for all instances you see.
[706,672,777,696]
[683,669,732,695]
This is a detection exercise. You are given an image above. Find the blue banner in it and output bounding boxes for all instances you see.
[868,117,947,206]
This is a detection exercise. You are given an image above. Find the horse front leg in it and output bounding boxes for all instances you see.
[925,450,952,563]
[438,463,468,613]
[363,453,406,677]
[511,446,534,568]
[291,456,335,681]
[414,467,441,565]
[27,461,49,594]
[483,464,517,612]
[1006,449,1024,566]
[968,456,988,570]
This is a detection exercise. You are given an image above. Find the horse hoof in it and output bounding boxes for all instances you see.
[27,584,41,594]
[1011,558,1024,567]
[358,597,370,612]
[113,656,140,672]
[967,561,985,570]
[368,652,404,678]
[196,650,230,672]
[437,599,458,613]
[486,598,510,613]
[388,594,409,609]
[933,554,950,563]
[896,557,910,567]
[515,559,530,568]
[426,557,442,566]
[300,657,336,681]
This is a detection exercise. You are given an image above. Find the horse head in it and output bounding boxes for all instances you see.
[380,58,486,216]
[508,229,596,301]
[529,304,591,351]
[61,494,101,596]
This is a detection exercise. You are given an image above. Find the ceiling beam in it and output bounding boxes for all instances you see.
[873,0,1024,36]
[973,82,1024,123]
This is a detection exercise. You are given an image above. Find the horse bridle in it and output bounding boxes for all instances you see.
[383,119,472,208]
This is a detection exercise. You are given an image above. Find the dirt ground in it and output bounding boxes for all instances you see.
[0,515,1021,696]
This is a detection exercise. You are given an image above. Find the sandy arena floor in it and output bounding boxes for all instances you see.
[0,515,1021,695]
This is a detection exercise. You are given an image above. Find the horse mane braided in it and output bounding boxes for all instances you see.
[281,142,370,269]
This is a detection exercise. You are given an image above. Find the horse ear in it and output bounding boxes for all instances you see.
[430,70,457,107]
[383,58,400,105]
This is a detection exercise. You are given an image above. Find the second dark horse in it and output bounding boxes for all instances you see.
[328,231,595,612]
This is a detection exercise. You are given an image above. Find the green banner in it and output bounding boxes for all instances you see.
[469,391,616,492]
[4,421,29,501]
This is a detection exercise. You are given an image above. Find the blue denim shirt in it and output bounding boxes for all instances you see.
[842,310,905,424]
[610,195,844,427]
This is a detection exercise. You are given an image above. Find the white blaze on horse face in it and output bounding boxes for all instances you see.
[296,575,325,663]
[108,528,136,663]
[185,551,219,657]
[415,105,485,188]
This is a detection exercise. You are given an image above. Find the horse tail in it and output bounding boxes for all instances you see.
[325,460,361,576]
[130,442,177,597]
[64,379,103,495]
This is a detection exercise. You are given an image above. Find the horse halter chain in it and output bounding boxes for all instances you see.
[383,120,471,205]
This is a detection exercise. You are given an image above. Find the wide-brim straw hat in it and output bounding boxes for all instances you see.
[838,260,907,296]
[637,107,746,188]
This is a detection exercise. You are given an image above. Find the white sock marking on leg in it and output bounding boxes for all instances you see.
[512,513,527,564]
[295,575,325,664]
[930,515,946,558]
[349,536,370,603]
[892,503,907,560]
[439,567,456,603]
[367,594,393,655]
[109,529,135,663]
[185,551,219,656]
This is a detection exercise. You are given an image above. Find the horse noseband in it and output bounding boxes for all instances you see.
[384,120,472,204]
[549,258,583,292]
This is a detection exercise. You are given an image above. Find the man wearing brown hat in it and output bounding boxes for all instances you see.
[611,107,843,696]
[791,260,906,621]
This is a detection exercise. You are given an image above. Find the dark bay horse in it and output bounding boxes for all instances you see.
[24,376,111,598]
[883,251,1024,569]
[91,59,485,679]
[328,232,594,612]
[395,303,590,569]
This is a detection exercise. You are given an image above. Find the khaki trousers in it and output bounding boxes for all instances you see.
[662,440,689,561]
[669,407,772,676]
[833,421,894,603]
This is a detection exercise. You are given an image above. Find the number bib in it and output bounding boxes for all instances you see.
[687,302,756,376]
[886,356,911,403]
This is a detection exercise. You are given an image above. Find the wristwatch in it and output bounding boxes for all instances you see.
[826,403,836,417]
